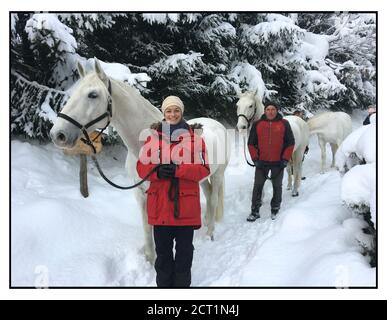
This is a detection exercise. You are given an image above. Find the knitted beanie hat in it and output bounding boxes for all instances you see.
[264,101,280,111]
[161,96,185,114]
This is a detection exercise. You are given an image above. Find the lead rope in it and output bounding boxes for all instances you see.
[242,135,285,180]
[90,152,160,190]
[242,136,256,167]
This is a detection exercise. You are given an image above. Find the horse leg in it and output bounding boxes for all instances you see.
[292,151,303,197]
[201,179,212,228]
[207,173,222,241]
[318,135,327,174]
[330,143,339,168]
[286,162,292,190]
[215,168,226,222]
[134,187,155,264]
[127,153,155,264]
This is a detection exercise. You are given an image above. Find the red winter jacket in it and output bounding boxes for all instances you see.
[136,122,210,228]
[248,113,295,164]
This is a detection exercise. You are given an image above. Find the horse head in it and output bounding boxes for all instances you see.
[235,89,264,132]
[50,58,112,149]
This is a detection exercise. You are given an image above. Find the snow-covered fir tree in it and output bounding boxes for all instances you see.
[11,12,376,141]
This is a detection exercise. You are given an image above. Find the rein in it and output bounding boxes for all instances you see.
[239,103,257,168]
[58,80,113,153]
[237,104,257,129]
[242,135,256,168]
[58,79,160,190]
[241,126,284,181]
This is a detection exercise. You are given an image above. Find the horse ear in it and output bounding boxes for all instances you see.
[94,57,108,82]
[77,61,86,78]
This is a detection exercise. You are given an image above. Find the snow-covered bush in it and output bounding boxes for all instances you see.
[338,114,376,266]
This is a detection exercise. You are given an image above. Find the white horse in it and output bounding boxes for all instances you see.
[236,90,265,131]
[307,111,352,173]
[282,115,309,196]
[236,92,309,196]
[50,58,229,263]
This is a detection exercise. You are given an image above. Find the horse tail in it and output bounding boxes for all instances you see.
[215,176,224,222]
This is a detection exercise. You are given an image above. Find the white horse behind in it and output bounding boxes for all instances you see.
[283,115,309,196]
[236,90,265,131]
[50,58,230,263]
[236,91,309,196]
[307,111,352,173]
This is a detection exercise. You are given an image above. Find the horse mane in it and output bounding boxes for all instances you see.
[240,91,264,107]
[110,78,162,116]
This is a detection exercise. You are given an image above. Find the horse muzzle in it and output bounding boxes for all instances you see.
[50,127,79,149]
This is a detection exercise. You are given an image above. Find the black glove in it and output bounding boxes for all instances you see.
[254,160,264,169]
[279,160,288,169]
[157,164,177,179]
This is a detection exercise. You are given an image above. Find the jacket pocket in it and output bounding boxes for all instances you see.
[146,190,160,220]
[178,189,200,220]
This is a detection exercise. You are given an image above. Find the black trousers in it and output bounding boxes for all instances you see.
[153,225,194,287]
[251,166,284,211]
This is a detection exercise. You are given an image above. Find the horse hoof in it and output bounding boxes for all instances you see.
[292,192,299,197]
[141,248,156,265]
[206,234,215,241]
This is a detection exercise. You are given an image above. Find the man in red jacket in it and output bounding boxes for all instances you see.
[136,95,210,287]
[247,102,295,221]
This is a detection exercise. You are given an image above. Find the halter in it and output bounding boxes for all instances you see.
[57,80,113,154]
[57,79,161,190]
[237,103,257,129]
[238,102,258,167]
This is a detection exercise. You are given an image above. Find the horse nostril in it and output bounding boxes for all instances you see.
[56,132,67,143]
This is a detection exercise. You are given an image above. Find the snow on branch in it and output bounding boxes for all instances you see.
[11,71,68,140]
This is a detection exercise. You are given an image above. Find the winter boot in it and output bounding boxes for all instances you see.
[247,206,260,222]
[271,208,279,220]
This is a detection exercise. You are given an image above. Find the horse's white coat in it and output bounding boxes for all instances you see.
[283,115,310,196]
[307,111,352,173]
[50,59,229,263]
[236,91,264,131]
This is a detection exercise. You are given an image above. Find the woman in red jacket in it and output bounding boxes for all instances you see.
[247,102,295,222]
[136,96,210,287]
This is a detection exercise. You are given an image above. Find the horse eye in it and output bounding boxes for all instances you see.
[249,105,253,108]
[88,91,98,99]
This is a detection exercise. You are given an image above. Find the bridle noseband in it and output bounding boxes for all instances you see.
[57,80,113,153]
[56,80,161,190]
[237,103,257,128]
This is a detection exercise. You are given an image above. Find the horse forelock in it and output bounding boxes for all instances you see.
[61,73,110,120]
[69,73,109,101]
[237,91,264,118]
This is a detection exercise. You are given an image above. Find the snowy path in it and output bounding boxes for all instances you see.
[192,134,374,287]
[11,116,375,287]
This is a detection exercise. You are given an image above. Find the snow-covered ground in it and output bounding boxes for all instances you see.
[11,111,376,287]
